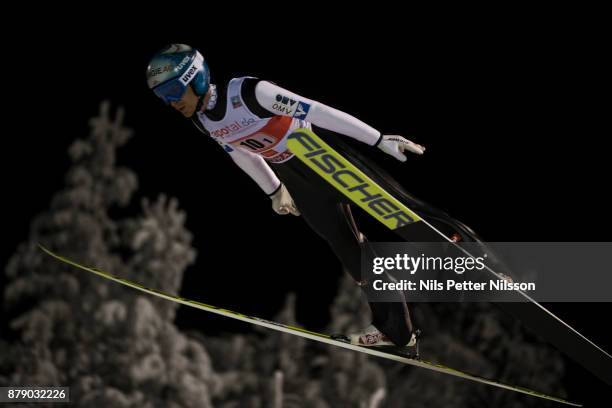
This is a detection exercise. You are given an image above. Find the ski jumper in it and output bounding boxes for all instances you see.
[192,77,414,346]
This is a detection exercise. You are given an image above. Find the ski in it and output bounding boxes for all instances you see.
[287,128,612,386]
[39,245,579,406]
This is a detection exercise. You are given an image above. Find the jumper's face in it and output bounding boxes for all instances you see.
[170,85,199,118]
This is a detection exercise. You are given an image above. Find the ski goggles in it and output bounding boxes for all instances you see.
[152,53,204,104]
[152,79,189,104]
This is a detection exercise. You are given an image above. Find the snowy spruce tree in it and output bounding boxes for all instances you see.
[1,102,218,407]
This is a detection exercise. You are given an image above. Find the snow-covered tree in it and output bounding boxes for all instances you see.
[1,102,216,407]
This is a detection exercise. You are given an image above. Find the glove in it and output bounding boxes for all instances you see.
[377,135,425,162]
[270,184,300,216]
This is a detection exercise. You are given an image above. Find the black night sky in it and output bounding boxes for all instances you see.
[2,18,610,404]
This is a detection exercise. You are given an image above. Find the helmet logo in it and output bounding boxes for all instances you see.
[179,53,204,86]
[175,56,191,72]
[181,66,198,84]
[147,64,174,79]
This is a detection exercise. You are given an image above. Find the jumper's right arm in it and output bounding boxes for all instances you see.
[221,141,281,196]
[223,143,299,215]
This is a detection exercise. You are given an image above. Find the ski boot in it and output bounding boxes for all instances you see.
[332,325,421,358]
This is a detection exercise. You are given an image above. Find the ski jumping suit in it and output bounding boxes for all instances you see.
[192,77,414,346]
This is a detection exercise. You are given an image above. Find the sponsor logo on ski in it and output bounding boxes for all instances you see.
[288,130,420,229]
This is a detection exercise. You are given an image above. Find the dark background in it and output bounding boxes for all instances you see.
[2,18,610,403]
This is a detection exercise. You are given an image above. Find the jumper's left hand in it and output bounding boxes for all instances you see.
[377,135,425,162]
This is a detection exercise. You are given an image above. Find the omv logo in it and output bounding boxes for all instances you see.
[294,102,311,119]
